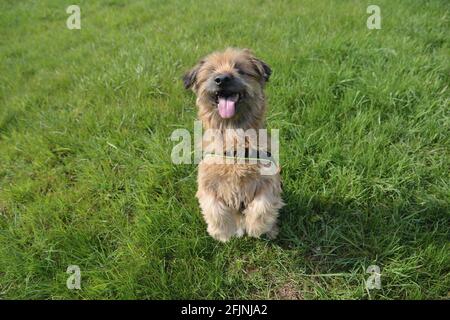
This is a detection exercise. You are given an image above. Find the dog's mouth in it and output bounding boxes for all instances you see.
[214,91,243,119]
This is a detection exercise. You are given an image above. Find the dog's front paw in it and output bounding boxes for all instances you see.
[207,226,233,242]
[235,226,245,238]
[246,223,278,240]
[246,226,264,239]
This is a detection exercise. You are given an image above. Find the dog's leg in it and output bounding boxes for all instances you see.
[244,186,284,239]
[197,192,238,242]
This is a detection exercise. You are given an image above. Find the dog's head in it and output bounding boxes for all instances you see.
[183,48,271,128]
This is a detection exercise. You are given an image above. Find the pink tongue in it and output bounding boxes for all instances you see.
[218,96,238,119]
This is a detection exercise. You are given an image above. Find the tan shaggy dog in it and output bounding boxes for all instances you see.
[183,48,284,242]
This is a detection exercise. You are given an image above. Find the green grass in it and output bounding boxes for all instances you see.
[0,0,449,300]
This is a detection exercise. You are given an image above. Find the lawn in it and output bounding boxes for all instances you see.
[0,0,449,299]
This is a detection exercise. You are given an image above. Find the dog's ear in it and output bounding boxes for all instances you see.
[243,49,272,82]
[252,58,272,82]
[182,60,204,90]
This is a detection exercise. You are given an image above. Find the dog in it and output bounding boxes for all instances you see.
[183,48,284,242]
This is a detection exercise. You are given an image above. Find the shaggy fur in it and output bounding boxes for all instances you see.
[183,48,284,242]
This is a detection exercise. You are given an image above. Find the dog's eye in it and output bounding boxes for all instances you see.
[236,68,250,76]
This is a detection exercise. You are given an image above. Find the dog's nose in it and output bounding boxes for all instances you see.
[214,74,232,86]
